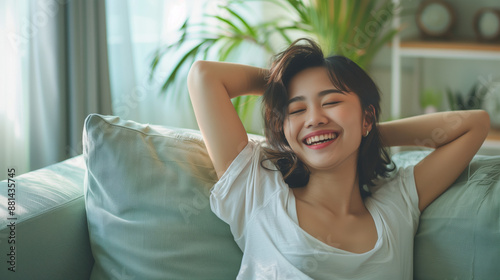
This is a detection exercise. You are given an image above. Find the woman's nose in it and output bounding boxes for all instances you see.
[305,106,328,128]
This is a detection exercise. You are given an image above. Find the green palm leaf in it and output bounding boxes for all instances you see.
[150,0,400,133]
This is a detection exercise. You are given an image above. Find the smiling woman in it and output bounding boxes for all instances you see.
[187,38,490,279]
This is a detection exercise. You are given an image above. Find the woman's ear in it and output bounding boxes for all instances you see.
[363,105,376,135]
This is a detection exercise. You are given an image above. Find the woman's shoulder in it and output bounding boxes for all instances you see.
[368,165,418,206]
[212,137,283,194]
[368,164,420,221]
[371,164,414,190]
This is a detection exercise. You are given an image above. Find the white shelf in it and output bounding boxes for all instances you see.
[390,0,500,119]
[399,41,500,60]
[391,40,500,118]
[390,0,500,149]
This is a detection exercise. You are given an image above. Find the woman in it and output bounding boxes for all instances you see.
[187,38,490,279]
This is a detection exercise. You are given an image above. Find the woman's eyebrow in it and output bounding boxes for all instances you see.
[319,89,344,96]
[287,89,344,105]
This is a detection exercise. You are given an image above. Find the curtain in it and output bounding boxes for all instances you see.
[0,0,112,180]
[28,0,112,171]
[105,0,207,129]
[105,0,267,133]
[0,1,30,181]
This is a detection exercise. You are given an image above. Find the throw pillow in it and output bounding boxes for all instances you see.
[392,150,500,280]
[83,114,255,279]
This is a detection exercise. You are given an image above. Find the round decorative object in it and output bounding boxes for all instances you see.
[416,0,456,39]
[473,8,500,42]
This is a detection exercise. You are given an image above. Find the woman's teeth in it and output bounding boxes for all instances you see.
[306,133,337,145]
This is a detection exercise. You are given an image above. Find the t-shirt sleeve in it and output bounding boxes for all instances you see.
[398,165,421,227]
[372,165,421,230]
[210,140,283,242]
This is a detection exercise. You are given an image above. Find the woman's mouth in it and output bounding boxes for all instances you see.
[303,132,338,149]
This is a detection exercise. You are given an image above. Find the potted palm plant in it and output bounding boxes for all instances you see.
[151,0,400,133]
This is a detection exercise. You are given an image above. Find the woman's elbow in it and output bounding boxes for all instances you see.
[188,60,210,95]
[471,110,490,138]
[477,110,490,131]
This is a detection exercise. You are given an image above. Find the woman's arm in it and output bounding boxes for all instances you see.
[188,61,268,179]
[378,110,490,211]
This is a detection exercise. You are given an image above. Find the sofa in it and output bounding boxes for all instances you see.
[1,113,499,280]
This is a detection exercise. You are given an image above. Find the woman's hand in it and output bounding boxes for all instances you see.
[378,110,490,211]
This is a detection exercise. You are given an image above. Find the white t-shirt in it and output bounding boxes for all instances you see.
[210,140,420,280]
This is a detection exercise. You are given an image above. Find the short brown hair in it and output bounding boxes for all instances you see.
[261,38,393,197]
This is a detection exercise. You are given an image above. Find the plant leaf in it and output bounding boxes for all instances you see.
[161,40,215,92]
[223,5,257,39]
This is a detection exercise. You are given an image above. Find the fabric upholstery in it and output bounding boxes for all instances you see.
[83,114,500,279]
[83,114,244,279]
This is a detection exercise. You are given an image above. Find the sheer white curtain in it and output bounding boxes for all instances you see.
[105,0,268,132]
[106,0,214,129]
[0,1,30,181]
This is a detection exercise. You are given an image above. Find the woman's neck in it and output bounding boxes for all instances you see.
[293,156,366,216]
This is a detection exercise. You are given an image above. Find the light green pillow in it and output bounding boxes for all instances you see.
[392,151,500,280]
[83,114,249,279]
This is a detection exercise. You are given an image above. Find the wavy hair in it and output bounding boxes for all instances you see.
[261,38,394,197]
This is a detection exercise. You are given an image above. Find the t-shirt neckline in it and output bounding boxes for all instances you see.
[286,188,383,255]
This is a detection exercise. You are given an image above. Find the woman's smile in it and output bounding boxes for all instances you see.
[302,130,339,149]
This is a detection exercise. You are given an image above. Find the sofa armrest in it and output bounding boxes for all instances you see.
[0,156,93,279]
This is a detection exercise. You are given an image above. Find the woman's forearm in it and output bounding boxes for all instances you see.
[380,110,490,211]
[187,61,268,177]
[188,60,268,99]
[378,110,490,149]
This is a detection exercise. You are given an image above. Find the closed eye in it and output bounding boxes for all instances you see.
[323,101,340,106]
[289,109,305,115]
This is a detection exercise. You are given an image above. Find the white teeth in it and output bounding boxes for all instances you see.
[305,133,337,145]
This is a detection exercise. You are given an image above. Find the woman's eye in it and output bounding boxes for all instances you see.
[289,109,305,115]
[323,101,340,106]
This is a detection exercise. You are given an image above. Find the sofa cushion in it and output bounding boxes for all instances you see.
[392,151,500,280]
[83,114,250,279]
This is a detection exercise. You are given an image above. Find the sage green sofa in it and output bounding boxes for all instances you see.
[0,114,498,279]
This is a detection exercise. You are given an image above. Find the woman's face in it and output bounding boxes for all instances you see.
[283,66,371,172]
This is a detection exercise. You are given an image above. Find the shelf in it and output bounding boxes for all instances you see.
[390,38,500,118]
[390,0,500,151]
[487,128,500,142]
[398,40,500,60]
[483,128,500,154]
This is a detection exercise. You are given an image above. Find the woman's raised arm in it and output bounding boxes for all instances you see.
[378,110,490,212]
[187,61,268,179]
